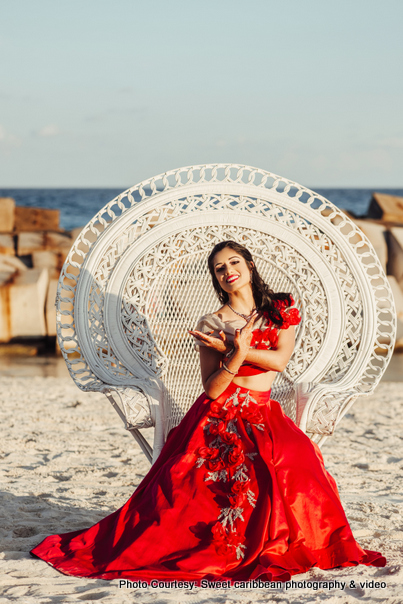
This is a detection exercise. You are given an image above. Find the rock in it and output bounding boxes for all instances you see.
[0,234,15,255]
[18,231,72,265]
[0,254,27,273]
[0,286,11,341]
[17,232,46,255]
[387,227,403,288]
[32,250,59,271]
[0,343,38,356]
[394,317,403,352]
[368,193,403,224]
[8,268,49,337]
[0,272,12,286]
[14,207,60,232]
[387,276,403,319]
[0,197,15,232]
[354,220,388,273]
[70,226,84,241]
[45,231,72,251]
[0,255,28,286]
[44,232,72,270]
[340,209,355,219]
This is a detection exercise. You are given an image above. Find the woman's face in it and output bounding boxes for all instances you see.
[213,247,253,295]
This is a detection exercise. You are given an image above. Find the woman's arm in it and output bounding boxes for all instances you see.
[243,325,295,372]
[199,346,243,400]
[199,314,257,399]
[198,324,296,399]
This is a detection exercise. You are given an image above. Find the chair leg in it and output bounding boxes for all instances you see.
[128,428,153,464]
[104,391,153,463]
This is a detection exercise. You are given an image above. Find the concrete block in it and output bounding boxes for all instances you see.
[0,254,28,273]
[32,250,59,270]
[368,193,403,224]
[387,227,403,287]
[0,197,15,232]
[394,316,403,352]
[45,231,72,258]
[17,232,46,255]
[0,342,38,356]
[45,231,72,248]
[0,286,11,341]
[0,272,13,286]
[0,234,15,255]
[354,220,388,273]
[387,275,403,318]
[68,227,98,255]
[0,254,27,286]
[70,226,84,241]
[9,268,49,337]
[15,206,60,232]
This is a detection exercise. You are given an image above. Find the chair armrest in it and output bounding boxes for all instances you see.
[102,377,169,465]
[295,381,359,439]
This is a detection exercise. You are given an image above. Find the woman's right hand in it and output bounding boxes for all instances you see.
[233,311,260,358]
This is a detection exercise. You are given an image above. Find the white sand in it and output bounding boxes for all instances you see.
[0,376,402,603]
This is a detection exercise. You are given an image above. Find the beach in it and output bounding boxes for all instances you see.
[1,375,402,603]
[3,0,403,598]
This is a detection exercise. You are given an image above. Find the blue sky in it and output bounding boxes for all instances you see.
[1,0,402,187]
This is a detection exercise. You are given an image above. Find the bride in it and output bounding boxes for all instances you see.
[30,240,386,581]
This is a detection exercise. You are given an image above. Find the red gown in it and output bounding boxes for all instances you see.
[30,305,386,582]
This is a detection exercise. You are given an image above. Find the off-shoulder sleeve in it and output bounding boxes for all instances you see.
[280,303,301,329]
[192,314,221,352]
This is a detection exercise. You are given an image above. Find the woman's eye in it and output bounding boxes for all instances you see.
[216,266,224,272]
[231,260,239,265]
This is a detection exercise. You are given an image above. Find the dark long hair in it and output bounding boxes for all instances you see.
[207,241,293,326]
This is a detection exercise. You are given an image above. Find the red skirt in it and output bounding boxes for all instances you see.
[30,383,385,582]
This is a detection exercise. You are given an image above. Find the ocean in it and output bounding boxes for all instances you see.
[1,187,403,232]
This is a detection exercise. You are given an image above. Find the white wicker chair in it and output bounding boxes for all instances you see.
[56,164,396,463]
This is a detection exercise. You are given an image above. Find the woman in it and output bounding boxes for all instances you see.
[30,240,385,582]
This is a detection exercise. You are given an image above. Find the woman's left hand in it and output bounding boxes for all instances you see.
[188,329,231,355]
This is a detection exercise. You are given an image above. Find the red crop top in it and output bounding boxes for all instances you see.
[194,299,301,377]
[236,300,301,376]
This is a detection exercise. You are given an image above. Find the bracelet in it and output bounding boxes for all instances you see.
[224,345,235,359]
[222,362,238,375]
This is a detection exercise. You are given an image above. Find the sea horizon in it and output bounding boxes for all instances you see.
[1,186,403,232]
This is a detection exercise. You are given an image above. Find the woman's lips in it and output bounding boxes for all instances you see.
[226,275,239,283]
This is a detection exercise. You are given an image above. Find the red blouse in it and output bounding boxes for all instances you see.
[236,301,301,376]
[194,300,301,377]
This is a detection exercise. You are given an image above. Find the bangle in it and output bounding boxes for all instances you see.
[222,362,237,375]
[225,345,235,359]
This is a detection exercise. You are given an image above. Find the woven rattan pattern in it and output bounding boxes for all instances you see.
[56,164,396,441]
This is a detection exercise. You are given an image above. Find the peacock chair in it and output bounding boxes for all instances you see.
[56,164,396,463]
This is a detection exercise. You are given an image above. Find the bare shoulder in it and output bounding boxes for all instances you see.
[211,305,247,324]
[211,306,227,320]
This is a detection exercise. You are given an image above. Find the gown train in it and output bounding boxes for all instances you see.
[30,382,386,582]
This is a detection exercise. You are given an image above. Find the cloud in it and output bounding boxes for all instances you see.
[0,124,21,147]
[378,137,403,149]
[84,106,148,122]
[36,124,61,137]
[118,87,135,94]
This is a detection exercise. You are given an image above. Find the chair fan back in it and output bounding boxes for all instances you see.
[56,165,396,439]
